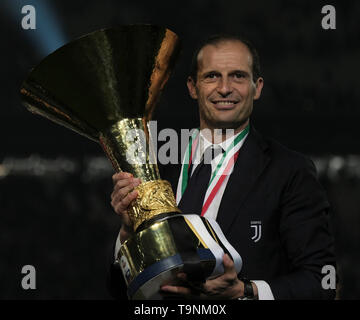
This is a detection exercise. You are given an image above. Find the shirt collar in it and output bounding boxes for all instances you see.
[194,127,246,163]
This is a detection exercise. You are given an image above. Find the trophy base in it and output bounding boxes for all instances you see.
[118,214,241,300]
[129,248,216,299]
[132,264,183,300]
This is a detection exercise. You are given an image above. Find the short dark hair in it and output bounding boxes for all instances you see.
[189,34,261,82]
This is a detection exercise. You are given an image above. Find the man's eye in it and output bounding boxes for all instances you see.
[234,73,245,78]
[206,73,218,79]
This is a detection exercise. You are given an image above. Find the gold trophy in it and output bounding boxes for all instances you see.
[20,25,242,299]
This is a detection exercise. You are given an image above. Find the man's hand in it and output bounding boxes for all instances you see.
[111,172,141,243]
[160,254,257,299]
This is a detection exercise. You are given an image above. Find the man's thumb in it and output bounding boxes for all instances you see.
[223,253,234,272]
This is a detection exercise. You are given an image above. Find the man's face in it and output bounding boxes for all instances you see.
[187,40,263,132]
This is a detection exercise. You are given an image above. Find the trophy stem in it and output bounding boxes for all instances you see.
[99,118,160,180]
[99,118,181,231]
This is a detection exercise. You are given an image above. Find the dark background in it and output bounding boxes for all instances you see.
[0,0,359,299]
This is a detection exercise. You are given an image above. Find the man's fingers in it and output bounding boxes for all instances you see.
[222,253,238,279]
[223,253,234,268]
[121,190,138,208]
[112,177,141,196]
[112,172,132,185]
[111,177,141,208]
[111,182,130,203]
[114,190,138,215]
[160,285,192,296]
[112,183,136,205]
[159,255,239,299]
[112,178,133,196]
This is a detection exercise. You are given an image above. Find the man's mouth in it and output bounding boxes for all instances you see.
[212,100,239,109]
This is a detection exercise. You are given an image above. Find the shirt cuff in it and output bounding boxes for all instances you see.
[114,231,121,260]
[252,280,275,300]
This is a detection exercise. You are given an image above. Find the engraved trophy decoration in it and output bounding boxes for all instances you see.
[20,25,242,299]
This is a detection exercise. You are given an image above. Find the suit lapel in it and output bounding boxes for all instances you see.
[216,126,270,234]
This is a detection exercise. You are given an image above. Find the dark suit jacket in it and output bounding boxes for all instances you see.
[109,126,336,300]
[158,125,336,300]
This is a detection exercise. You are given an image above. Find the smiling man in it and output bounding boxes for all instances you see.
[187,38,263,134]
[110,34,336,300]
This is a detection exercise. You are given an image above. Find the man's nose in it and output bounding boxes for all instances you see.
[216,78,232,96]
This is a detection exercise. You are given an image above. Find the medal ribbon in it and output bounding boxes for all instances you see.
[178,124,249,215]
[180,129,200,195]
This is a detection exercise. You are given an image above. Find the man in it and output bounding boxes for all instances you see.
[110,35,336,299]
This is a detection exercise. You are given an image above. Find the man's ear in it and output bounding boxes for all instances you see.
[187,76,198,99]
[253,77,264,100]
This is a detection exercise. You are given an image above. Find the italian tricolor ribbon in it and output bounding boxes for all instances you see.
[177,124,249,216]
